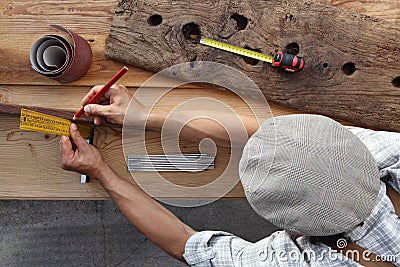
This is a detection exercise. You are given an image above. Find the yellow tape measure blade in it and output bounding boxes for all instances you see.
[200,37,274,63]
[20,108,93,139]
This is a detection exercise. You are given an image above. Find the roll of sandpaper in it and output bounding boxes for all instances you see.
[30,24,92,83]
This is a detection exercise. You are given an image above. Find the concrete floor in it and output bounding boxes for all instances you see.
[0,200,278,266]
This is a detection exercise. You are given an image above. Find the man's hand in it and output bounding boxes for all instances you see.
[60,107,195,264]
[60,123,107,178]
[82,84,148,126]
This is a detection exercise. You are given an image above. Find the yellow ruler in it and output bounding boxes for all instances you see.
[20,108,93,139]
[199,36,275,63]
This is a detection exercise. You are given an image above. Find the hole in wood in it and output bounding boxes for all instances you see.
[342,62,356,75]
[230,13,248,31]
[147,14,162,26]
[393,77,400,87]
[241,46,261,65]
[285,14,295,22]
[285,42,299,55]
[322,63,329,69]
[182,22,201,43]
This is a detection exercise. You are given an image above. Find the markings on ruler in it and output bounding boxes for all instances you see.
[19,108,93,139]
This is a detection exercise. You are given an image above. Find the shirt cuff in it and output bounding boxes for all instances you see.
[183,231,233,265]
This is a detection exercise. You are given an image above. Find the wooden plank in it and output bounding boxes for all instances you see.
[105,0,400,132]
[0,113,108,199]
[0,113,248,199]
[0,0,154,86]
[0,84,302,116]
[0,85,303,199]
[1,113,225,199]
[0,33,152,86]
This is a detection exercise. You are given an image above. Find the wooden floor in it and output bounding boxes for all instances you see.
[0,0,398,199]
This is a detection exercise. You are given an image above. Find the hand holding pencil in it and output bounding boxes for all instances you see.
[81,84,136,125]
[73,66,129,121]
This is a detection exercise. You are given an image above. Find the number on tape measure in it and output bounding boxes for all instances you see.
[20,108,93,139]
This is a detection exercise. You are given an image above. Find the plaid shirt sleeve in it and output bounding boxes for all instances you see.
[183,230,283,266]
[346,126,400,192]
[184,230,307,266]
[183,230,361,266]
[345,126,400,266]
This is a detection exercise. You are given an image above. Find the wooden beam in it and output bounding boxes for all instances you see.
[106,0,400,131]
[0,85,286,199]
[0,112,250,199]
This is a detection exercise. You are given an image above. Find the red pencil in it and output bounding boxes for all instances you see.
[73,66,129,121]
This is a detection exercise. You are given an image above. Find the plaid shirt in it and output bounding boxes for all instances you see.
[183,127,400,266]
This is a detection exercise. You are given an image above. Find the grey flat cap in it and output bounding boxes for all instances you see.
[239,114,380,236]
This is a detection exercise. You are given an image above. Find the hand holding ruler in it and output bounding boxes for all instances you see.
[18,67,129,183]
[20,108,94,183]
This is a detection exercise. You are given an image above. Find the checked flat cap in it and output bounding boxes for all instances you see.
[239,114,380,236]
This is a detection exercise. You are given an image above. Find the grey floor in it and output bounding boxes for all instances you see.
[0,200,278,266]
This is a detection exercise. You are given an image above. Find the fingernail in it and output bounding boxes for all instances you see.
[84,105,91,113]
[71,123,77,131]
[60,136,67,142]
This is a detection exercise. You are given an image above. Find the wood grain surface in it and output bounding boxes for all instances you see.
[317,0,400,22]
[106,0,400,132]
[0,0,398,199]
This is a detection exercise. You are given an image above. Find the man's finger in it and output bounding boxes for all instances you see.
[84,104,112,117]
[81,85,105,105]
[103,86,120,100]
[93,115,102,126]
[69,123,89,150]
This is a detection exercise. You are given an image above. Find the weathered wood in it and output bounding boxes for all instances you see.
[316,0,400,23]
[106,0,400,132]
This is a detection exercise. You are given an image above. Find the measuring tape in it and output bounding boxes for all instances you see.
[200,36,275,62]
[20,108,93,139]
[199,36,304,72]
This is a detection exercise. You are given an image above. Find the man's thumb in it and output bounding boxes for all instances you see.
[70,123,89,150]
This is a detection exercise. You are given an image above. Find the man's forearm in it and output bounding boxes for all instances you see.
[95,164,196,262]
[147,110,260,147]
